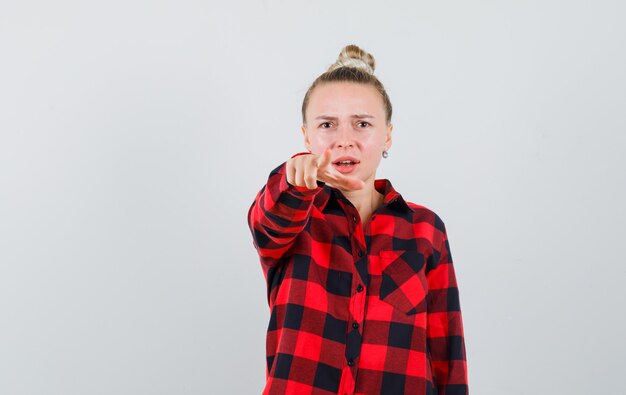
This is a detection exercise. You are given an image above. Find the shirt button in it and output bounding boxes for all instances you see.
[352,322,359,329]
[352,216,357,223]
[356,284,364,292]
[357,251,363,257]
[347,359,355,366]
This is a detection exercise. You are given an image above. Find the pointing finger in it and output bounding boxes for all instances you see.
[316,148,332,169]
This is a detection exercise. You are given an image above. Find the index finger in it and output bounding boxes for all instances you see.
[316,148,332,169]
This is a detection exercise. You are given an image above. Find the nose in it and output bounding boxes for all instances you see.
[334,124,354,149]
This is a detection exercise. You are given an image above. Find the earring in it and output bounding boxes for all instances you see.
[382,150,388,158]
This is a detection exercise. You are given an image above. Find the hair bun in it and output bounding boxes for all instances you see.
[327,44,376,74]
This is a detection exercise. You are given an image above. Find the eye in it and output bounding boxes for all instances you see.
[319,122,333,128]
[357,121,371,128]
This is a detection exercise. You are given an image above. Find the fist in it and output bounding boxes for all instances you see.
[286,149,365,190]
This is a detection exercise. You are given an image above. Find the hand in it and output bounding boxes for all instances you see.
[286,149,365,190]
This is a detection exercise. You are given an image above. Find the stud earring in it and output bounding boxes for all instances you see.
[382,150,388,158]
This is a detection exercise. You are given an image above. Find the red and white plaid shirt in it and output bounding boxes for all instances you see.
[248,159,468,395]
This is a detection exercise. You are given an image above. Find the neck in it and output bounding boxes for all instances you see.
[340,179,384,224]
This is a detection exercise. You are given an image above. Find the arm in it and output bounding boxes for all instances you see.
[247,150,364,267]
[426,216,468,394]
[247,160,323,265]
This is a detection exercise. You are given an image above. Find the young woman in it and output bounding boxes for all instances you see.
[248,45,468,395]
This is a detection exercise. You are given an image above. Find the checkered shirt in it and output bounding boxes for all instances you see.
[247,161,468,395]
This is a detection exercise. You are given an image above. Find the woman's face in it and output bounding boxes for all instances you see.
[302,82,392,188]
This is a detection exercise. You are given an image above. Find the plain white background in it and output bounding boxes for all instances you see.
[1,1,625,394]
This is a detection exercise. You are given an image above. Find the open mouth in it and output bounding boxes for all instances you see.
[332,158,360,174]
[334,160,359,166]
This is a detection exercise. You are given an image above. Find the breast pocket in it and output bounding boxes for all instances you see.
[378,250,428,315]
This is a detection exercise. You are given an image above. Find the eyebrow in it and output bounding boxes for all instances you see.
[314,114,375,120]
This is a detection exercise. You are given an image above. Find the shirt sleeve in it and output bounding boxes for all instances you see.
[426,216,469,394]
[247,160,324,267]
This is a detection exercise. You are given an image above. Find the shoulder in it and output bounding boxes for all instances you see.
[378,178,447,234]
[403,200,447,235]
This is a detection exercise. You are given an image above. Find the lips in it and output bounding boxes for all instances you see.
[333,156,360,166]
[332,156,360,174]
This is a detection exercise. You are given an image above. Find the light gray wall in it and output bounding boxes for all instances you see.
[1,1,624,394]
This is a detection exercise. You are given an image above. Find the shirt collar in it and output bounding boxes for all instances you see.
[314,179,414,213]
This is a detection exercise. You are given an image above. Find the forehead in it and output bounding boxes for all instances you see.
[306,82,385,118]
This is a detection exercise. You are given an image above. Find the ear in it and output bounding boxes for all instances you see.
[301,125,312,151]
[384,123,393,151]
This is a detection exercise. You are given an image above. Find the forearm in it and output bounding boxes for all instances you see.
[248,162,323,262]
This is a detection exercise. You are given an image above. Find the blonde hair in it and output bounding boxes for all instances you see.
[301,44,392,125]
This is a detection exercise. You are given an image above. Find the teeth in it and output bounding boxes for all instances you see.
[338,160,353,164]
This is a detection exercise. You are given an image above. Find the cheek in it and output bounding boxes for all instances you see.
[360,136,386,161]
[360,136,384,151]
[310,145,324,154]
[307,135,329,152]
